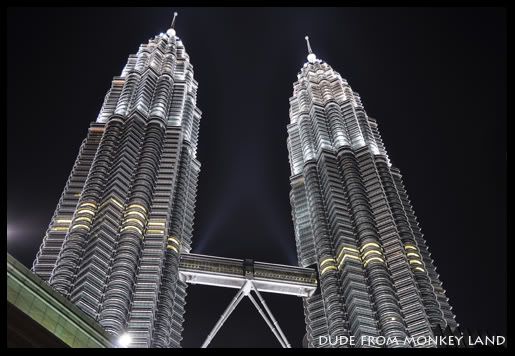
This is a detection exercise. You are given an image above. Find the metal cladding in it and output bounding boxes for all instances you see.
[32,25,201,348]
[287,48,457,348]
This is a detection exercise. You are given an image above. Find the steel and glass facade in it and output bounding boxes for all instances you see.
[287,46,457,348]
[32,22,201,348]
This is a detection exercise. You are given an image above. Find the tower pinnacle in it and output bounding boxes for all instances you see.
[304,35,317,63]
[167,11,178,37]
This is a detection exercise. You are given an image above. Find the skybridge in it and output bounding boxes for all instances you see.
[178,253,317,348]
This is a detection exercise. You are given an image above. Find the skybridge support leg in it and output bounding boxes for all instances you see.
[201,284,246,348]
[200,281,292,348]
[253,287,292,348]
[247,292,287,348]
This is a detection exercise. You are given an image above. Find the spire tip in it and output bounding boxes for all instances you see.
[171,11,178,29]
[304,35,317,63]
[168,11,178,37]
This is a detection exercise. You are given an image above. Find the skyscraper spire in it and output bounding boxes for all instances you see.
[304,35,317,63]
[304,35,313,54]
[171,11,178,28]
[168,11,178,37]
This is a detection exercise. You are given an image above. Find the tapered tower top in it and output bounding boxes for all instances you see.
[305,36,317,63]
[167,11,178,37]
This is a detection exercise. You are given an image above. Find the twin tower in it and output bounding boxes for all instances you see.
[32,14,457,348]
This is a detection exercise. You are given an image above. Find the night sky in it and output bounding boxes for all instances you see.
[7,7,506,347]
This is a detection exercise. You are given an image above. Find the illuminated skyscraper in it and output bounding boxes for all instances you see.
[32,14,201,348]
[287,37,457,348]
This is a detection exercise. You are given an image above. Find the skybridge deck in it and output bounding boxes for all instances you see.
[178,253,317,298]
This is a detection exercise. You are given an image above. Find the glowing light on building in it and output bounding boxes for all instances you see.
[118,333,132,348]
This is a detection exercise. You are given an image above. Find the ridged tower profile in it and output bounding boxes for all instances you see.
[32,13,201,348]
[287,37,457,348]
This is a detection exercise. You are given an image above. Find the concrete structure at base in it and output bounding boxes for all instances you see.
[7,253,114,348]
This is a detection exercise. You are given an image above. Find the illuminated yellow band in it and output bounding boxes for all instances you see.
[168,237,180,245]
[364,256,384,267]
[99,197,124,210]
[74,216,92,223]
[110,198,124,209]
[406,252,420,258]
[409,260,423,266]
[320,258,335,267]
[70,224,91,231]
[362,250,382,259]
[123,218,145,227]
[51,227,69,232]
[337,247,360,262]
[80,202,97,209]
[414,267,425,272]
[321,265,337,275]
[121,226,143,235]
[167,245,179,253]
[337,254,361,269]
[126,211,146,220]
[77,208,95,216]
[147,229,164,235]
[55,219,72,224]
[148,221,166,227]
[128,204,147,212]
[360,242,381,252]
[405,244,417,251]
